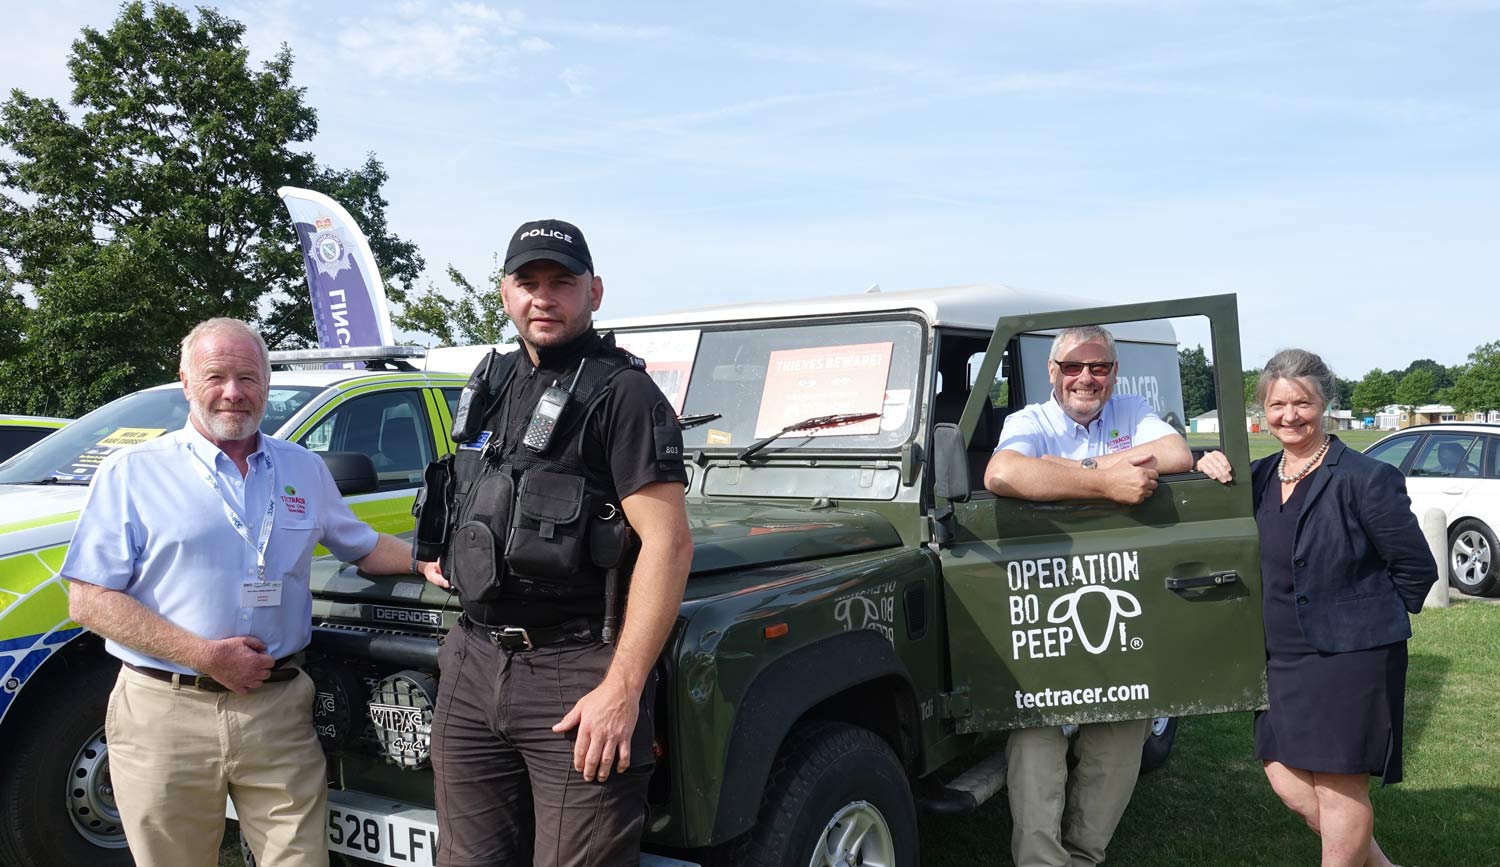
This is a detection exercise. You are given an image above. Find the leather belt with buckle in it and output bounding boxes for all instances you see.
[124,655,301,691]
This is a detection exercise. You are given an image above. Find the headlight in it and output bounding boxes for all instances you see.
[367,670,438,770]
[304,658,368,751]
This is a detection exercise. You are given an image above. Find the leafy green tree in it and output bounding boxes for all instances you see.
[395,258,513,347]
[1401,358,1453,392]
[1178,345,1215,419]
[1393,368,1435,412]
[1350,369,1398,416]
[1335,377,1355,412]
[0,2,422,414]
[1446,341,1500,413]
[1242,369,1260,412]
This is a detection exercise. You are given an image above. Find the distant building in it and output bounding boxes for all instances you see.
[1191,409,1264,434]
[1323,408,1357,431]
[1373,404,1499,429]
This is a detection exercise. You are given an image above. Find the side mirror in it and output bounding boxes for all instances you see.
[320,451,379,496]
[931,423,971,504]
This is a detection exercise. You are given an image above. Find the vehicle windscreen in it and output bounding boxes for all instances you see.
[615,317,923,453]
[0,387,321,484]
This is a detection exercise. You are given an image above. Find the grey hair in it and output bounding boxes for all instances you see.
[1254,348,1336,410]
[179,318,270,378]
[1049,325,1117,362]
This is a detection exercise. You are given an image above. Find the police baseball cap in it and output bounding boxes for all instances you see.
[504,219,593,276]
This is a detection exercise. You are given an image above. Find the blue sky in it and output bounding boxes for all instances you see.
[4,0,1497,379]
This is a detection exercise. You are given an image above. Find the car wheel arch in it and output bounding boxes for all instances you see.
[707,628,920,846]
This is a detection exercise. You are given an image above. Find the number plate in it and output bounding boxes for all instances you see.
[325,791,438,866]
[230,790,701,867]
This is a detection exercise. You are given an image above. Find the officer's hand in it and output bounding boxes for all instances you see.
[200,636,275,695]
[552,676,639,783]
[419,559,450,590]
[1103,452,1159,505]
[1196,450,1234,484]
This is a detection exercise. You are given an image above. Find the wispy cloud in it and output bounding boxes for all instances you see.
[560,66,591,96]
[243,1,541,83]
[530,21,671,42]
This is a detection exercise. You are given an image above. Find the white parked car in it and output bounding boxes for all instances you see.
[1363,423,1500,596]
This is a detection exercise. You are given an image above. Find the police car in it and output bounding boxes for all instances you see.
[0,346,467,867]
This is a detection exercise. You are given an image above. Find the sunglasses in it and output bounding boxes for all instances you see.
[1054,361,1116,376]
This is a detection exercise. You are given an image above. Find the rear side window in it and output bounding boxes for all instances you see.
[0,427,53,462]
[299,390,434,491]
[1409,434,1480,478]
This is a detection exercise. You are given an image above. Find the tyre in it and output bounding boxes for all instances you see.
[1449,519,1498,597]
[721,721,918,867]
[0,653,132,867]
[1139,716,1178,774]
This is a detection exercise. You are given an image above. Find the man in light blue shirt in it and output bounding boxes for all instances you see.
[63,318,418,867]
[984,324,1191,867]
[986,326,1190,504]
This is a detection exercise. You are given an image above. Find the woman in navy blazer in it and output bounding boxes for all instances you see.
[1198,349,1435,867]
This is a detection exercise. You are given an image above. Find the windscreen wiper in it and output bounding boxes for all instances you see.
[735,412,881,462]
[678,412,722,430]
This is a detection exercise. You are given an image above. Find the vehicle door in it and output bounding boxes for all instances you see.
[935,294,1266,732]
[292,385,439,536]
[1400,431,1485,520]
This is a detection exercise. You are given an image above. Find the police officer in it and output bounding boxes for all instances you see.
[418,219,692,867]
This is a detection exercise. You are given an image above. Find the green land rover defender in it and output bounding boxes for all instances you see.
[286,284,1265,867]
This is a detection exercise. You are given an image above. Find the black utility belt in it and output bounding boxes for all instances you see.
[459,614,603,652]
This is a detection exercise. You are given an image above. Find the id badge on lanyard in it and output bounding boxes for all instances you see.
[191,450,281,608]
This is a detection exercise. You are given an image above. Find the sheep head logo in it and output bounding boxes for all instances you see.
[1045,585,1142,655]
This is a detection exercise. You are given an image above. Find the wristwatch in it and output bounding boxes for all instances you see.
[1081,457,1098,470]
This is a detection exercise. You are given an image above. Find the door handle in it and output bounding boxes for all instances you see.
[1442,487,1463,495]
[1165,570,1239,590]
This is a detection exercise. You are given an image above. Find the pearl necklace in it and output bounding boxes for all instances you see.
[1278,435,1330,484]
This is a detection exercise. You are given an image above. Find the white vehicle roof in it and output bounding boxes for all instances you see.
[606,283,1113,331]
[423,283,1178,374]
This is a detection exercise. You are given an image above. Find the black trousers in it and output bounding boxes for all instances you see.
[431,622,656,867]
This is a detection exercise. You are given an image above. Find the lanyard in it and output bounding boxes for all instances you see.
[188,446,276,581]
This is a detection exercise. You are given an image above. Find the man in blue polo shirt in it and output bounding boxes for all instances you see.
[984,324,1191,867]
[63,318,420,867]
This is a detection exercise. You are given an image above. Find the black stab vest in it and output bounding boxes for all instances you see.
[444,334,642,626]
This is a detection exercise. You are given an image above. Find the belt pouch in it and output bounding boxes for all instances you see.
[412,455,454,562]
[505,469,587,579]
[448,467,513,604]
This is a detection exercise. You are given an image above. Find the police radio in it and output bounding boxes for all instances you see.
[523,360,587,453]
[451,351,497,444]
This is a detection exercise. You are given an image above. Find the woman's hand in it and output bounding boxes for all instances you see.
[1197,450,1234,484]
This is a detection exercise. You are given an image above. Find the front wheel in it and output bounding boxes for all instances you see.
[0,652,132,867]
[722,721,918,867]
[1449,519,1498,596]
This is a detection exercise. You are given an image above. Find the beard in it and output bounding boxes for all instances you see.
[190,399,264,442]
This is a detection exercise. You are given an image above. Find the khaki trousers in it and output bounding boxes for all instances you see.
[1006,719,1152,867]
[106,665,329,867]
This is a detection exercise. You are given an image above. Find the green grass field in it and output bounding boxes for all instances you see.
[920,602,1500,867]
